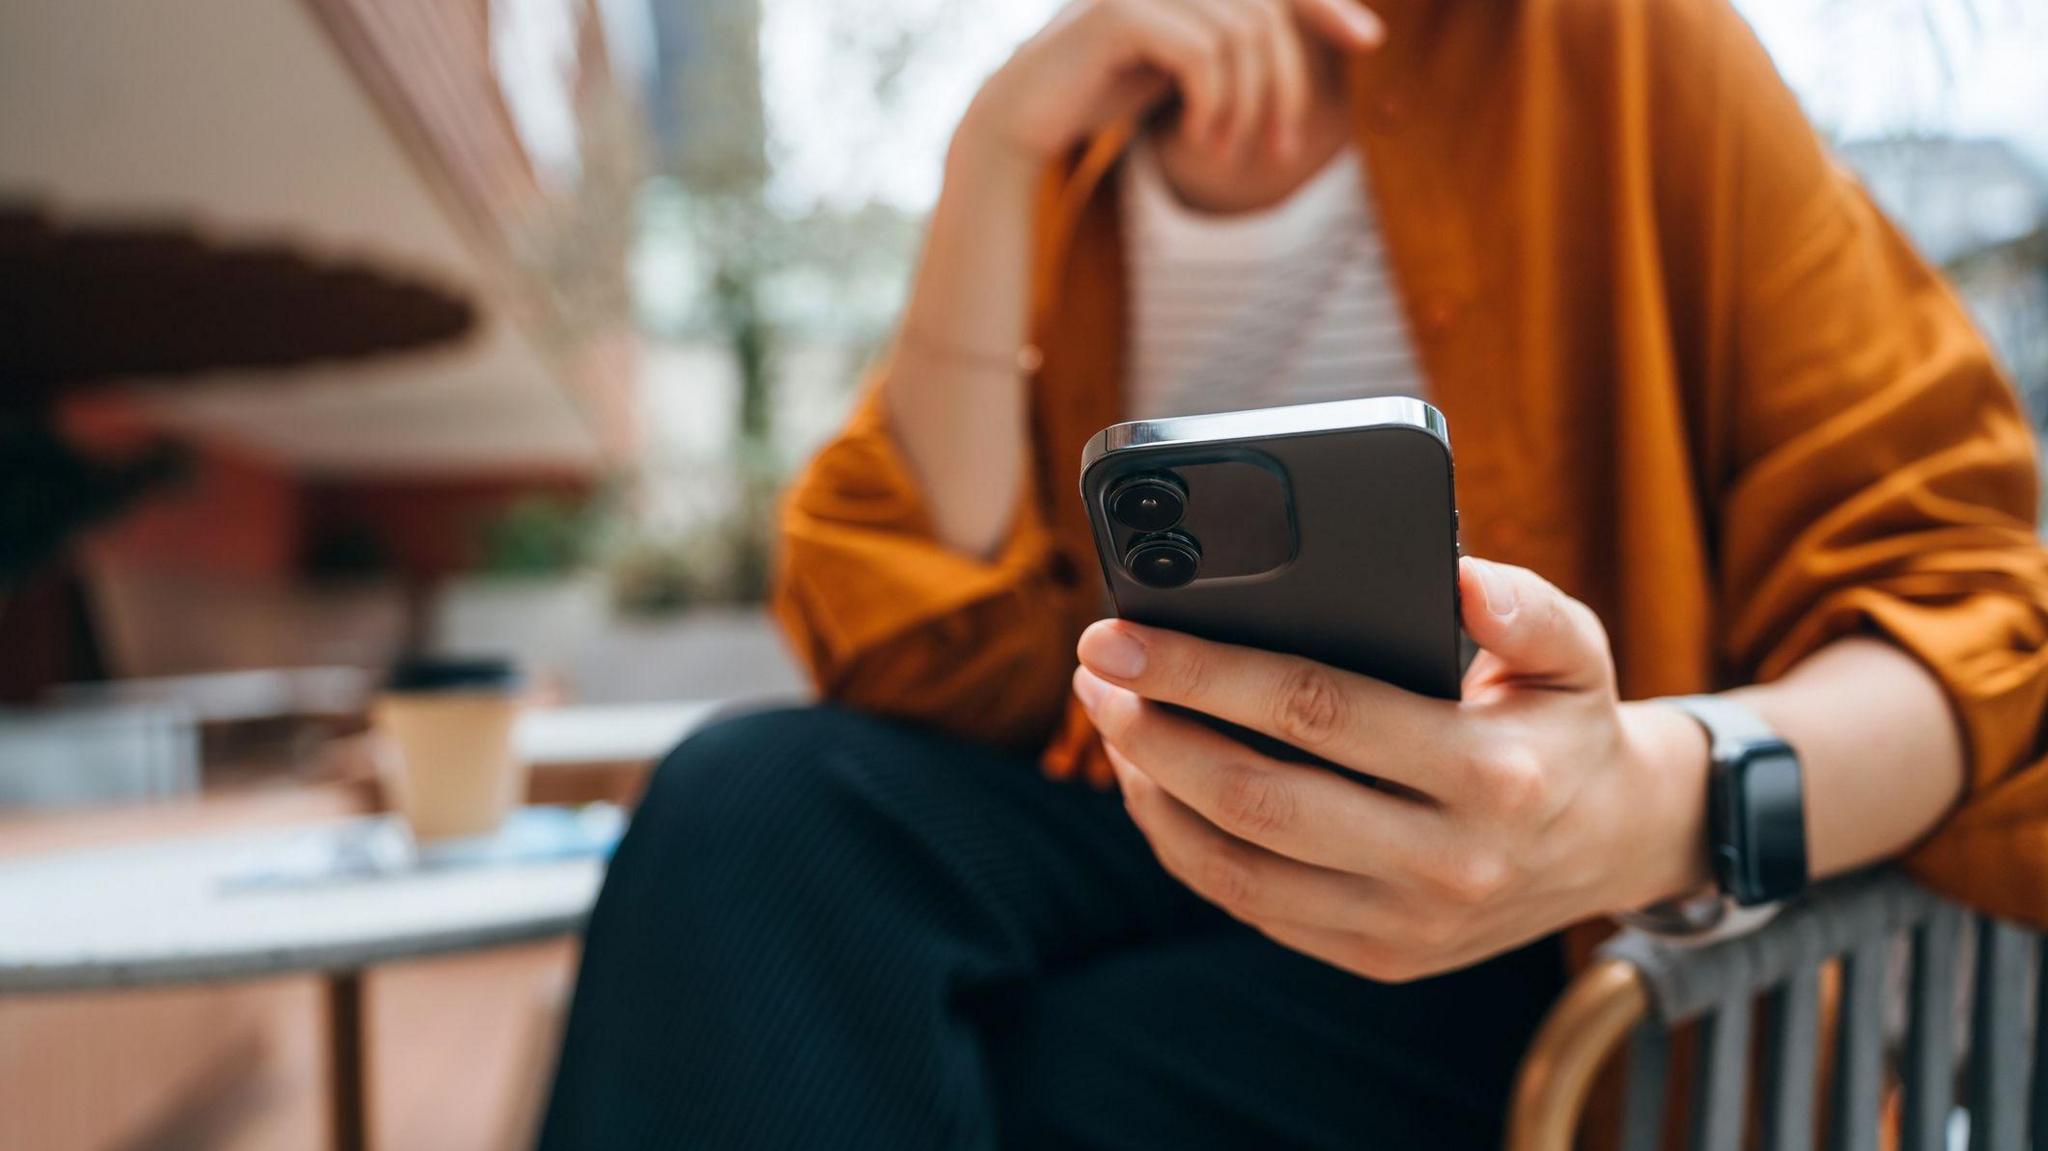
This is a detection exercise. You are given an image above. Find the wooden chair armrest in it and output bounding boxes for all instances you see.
[1505,958,1649,1151]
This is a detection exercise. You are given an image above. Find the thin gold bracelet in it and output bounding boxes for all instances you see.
[896,325,1044,376]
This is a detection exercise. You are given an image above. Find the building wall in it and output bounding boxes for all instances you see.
[13,397,593,687]
[304,471,595,581]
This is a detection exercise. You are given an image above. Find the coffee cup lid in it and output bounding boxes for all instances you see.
[384,655,524,694]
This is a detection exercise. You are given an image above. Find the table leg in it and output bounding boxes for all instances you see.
[326,971,369,1151]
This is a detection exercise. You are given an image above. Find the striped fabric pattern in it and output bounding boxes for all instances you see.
[1120,136,1428,421]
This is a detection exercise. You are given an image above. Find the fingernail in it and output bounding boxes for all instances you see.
[1350,8,1386,44]
[1471,558,1518,618]
[1079,624,1148,679]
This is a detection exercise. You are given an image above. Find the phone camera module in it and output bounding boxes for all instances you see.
[1108,474,1186,533]
[1124,531,1201,589]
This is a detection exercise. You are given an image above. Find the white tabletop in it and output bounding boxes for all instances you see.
[0,698,750,993]
[0,818,605,993]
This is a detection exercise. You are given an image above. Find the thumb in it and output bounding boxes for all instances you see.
[1458,556,1612,690]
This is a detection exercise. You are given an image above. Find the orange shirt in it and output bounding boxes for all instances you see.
[774,0,2048,928]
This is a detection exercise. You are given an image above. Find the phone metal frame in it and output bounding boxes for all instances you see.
[1079,396,1449,480]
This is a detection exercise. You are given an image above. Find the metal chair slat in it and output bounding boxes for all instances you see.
[1904,905,1966,1151]
[1692,994,1752,1151]
[1828,938,1889,1151]
[1761,967,1822,1151]
[1618,1019,1671,1151]
[1968,919,2035,1151]
[2029,938,2048,1151]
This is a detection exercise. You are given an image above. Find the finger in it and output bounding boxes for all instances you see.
[1457,556,1613,692]
[1183,0,1266,156]
[1259,0,1310,159]
[1172,0,1242,152]
[1252,917,1441,984]
[1076,618,1465,792]
[1288,0,1386,51]
[1109,744,1387,930]
[1246,890,1491,984]
[1111,0,1228,143]
[1088,61,1179,131]
[1224,7,1267,156]
[1077,666,1440,872]
[1111,778,1441,985]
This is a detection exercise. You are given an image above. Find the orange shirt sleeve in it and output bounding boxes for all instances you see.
[771,367,1082,750]
[1700,5,2048,923]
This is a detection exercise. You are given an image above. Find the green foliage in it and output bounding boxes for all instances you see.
[478,496,601,579]
[607,504,776,619]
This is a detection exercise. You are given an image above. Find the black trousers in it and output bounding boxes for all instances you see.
[539,706,1563,1150]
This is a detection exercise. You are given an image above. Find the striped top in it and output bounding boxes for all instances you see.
[1120,135,1427,421]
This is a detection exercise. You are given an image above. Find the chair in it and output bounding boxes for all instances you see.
[0,701,200,809]
[1507,869,2044,1151]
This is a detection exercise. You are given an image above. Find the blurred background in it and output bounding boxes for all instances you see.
[1,1,2043,1149]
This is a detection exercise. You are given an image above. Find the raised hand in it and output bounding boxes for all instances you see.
[964,0,1385,167]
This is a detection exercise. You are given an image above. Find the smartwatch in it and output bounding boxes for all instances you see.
[1620,695,1809,934]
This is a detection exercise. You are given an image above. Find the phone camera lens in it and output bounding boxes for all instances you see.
[1108,474,1186,533]
[1124,531,1201,590]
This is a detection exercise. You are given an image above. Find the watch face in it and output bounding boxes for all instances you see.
[1736,741,1807,903]
[1745,748,1801,808]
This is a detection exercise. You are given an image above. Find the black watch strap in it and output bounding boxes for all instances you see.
[1667,695,1809,907]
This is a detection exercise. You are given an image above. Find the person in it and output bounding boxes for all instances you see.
[541,0,2048,1147]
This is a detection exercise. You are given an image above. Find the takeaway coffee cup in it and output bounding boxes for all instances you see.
[373,656,527,843]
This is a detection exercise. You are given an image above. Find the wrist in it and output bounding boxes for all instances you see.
[949,98,1053,189]
[1615,699,1716,910]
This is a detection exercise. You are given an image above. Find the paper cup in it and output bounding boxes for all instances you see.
[373,657,527,843]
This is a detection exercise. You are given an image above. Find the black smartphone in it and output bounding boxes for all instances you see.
[1079,397,1463,707]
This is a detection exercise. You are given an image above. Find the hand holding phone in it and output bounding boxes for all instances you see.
[1071,464,1704,984]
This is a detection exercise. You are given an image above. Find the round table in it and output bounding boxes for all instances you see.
[0,817,608,1151]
